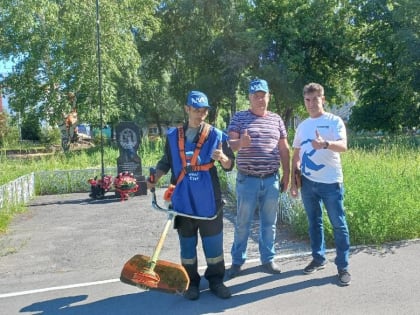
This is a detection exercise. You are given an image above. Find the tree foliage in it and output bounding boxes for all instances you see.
[137,0,258,125]
[250,0,357,125]
[349,0,420,132]
[21,112,41,141]
[1,0,418,133]
[0,0,159,128]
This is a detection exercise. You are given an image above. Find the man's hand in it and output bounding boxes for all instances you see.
[147,167,157,191]
[212,142,227,162]
[280,176,290,193]
[146,180,156,191]
[239,129,251,148]
[312,130,326,150]
[290,168,301,198]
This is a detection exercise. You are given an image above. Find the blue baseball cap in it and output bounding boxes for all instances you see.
[249,79,269,94]
[186,91,211,108]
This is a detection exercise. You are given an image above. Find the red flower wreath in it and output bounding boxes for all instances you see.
[113,172,138,201]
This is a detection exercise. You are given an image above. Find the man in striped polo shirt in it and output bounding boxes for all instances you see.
[227,78,290,278]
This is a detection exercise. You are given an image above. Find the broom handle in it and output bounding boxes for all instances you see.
[148,213,175,272]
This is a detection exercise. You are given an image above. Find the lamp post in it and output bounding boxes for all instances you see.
[95,0,105,179]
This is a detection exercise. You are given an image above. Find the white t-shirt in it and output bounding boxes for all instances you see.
[293,112,346,183]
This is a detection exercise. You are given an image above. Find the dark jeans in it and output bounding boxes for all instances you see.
[300,176,350,271]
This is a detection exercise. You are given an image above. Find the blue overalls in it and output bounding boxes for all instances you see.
[166,125,226,287]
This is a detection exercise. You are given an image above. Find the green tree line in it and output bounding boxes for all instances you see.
[0,0,419,137]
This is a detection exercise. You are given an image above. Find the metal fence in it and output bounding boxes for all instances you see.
[0,173,35,211]
[0,168,116,211]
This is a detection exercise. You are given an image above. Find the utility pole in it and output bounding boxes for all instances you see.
[0,86,3,113]
[95,0,105,179]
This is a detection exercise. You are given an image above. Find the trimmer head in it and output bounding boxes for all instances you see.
[120,254,189,294]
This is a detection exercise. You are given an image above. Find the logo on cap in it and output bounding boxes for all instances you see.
[249,79,269,94]
[187,91,210,108]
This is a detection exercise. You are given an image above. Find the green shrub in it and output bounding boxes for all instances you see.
[39,127,61,145]
[21,113,41,141]
[0,125,20,148]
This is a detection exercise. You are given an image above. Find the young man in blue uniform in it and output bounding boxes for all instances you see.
[147,91,235,300]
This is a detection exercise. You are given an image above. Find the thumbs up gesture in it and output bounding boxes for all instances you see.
[240,129,251,148]
[312,129,325,150]
[212,141,226,162]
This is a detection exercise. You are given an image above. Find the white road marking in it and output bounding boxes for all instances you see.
[0,252,319,299]
[0,279,119,298]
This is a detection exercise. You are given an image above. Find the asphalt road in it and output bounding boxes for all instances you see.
[0,191,419,315]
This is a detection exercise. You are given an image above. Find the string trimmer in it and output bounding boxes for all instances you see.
[120,168,216,294]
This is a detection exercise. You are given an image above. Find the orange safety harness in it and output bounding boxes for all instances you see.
[176,122,215,185]
[163,123,215,202]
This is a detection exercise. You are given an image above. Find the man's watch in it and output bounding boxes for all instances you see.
[323,141,330,149]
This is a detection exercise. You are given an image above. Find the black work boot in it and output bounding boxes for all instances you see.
[184,285,200,300]
[183,262,201,301]
[209,282,231,299]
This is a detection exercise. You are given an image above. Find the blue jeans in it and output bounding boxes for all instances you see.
[231,172,279,265]
[300,176,350,271]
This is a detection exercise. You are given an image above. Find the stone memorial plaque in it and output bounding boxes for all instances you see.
[115,122,147,195]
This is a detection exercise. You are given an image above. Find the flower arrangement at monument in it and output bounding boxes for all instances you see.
[113,172,139,201]
[87,175,113,199]
[87,172,139,201]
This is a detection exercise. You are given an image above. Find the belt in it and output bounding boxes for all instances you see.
[238,170,278,179]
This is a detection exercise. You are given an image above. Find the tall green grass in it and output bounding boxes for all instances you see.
[344,144,419,244]
[1,136,419,245]
[291,140,420,245]
[0,137,164,185]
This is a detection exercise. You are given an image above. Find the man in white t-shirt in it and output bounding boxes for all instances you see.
[290,82,351,286]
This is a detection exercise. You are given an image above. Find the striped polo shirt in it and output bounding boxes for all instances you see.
[228,110,288,176]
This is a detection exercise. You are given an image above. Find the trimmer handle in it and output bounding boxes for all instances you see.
[149,167,156,193]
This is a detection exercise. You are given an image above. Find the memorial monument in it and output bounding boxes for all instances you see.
[115,122,147,195]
